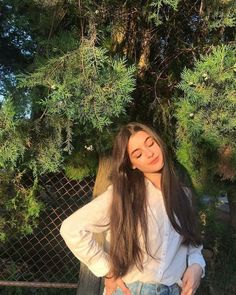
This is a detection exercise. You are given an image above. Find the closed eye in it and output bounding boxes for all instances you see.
[135,153,142,159]
[146,138,154,147]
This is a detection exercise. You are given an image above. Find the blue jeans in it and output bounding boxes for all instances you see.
[114,281,180,295]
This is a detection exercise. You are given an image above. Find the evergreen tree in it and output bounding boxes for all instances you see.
[0,0,235,241]
[175,45,236,225]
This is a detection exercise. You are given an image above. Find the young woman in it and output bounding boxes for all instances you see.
[60,122,205,295]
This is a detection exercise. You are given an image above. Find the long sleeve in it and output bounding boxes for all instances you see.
[187,244,206,277]
[60,186,112,277]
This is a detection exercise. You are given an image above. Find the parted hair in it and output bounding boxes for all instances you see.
[109,122,201,278]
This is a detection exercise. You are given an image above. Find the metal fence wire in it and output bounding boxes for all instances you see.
[0,173,94,286]
[1,173,236,294]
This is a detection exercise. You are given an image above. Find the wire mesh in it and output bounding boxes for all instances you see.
[1,173,235,294]
[0,173,94,285]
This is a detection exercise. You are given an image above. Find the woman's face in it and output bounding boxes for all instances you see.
[127,130,164,174]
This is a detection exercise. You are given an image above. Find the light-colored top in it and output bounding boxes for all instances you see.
[60,179,205,286]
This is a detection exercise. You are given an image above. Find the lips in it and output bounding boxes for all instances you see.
[149,156,159,165]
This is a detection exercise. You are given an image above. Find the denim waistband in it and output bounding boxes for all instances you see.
[111,281,180,295]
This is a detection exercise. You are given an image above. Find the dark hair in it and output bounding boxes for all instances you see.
[109,122,201,278]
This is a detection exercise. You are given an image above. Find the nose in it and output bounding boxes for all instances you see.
[144,148,154,158]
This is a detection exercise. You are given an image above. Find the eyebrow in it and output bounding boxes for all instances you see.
[130,136,152,156]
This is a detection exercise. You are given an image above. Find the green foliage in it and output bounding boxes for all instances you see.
[33,0,62,7]
[199,201,236,293]
[36,31,80,59]
[1,0,235,257]
[205,0,236,29]
[0,217,6,242]
[0,100,65,176]
[14,38,136,175]
[0,97,46,245]
[175,45,236,193]
[12,38,135,175]
[28,140,64,176]
[0,98,27,169]
[0,34,135,176]
[1,33,135,242]
[148,0,180,26]
[65,149,98,181]
[0,172,43,243]
[19,39,136,130]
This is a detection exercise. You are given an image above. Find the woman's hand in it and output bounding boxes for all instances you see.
[104,276,131,295]
[181,263,202,295]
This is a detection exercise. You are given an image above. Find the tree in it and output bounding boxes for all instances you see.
[175,45,236,226]
[0,0,235,243]
[0,1,137,242]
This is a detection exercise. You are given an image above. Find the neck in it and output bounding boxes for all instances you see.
[144,172,162,190]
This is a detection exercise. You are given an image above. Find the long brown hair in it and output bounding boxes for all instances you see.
[109,122,201,278]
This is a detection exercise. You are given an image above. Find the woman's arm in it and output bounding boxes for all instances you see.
[187,244,206,277]
[181,263,203,295]
[181,244,206,295]
[60,187,112,277]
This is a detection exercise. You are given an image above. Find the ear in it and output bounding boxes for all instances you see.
[132,166,136,170]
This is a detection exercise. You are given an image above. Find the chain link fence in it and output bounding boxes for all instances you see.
[1,173,235,294]
[0,173,94,288]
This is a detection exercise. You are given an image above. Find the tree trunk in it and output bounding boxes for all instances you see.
[77,154,112,294]
[77,263,103,295]
[93,154,112,198]
[137,28,152,75]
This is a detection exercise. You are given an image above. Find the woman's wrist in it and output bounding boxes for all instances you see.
[104,273,113,279]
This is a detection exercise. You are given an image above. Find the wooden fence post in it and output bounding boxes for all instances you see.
[77,154,111,295]
[76,263,104,295]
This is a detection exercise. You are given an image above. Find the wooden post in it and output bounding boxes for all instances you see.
[77,154,111,294]
[76,263,104,295]
[93,154,112,198]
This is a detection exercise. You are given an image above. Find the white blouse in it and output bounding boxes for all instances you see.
[60,179,205,286]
